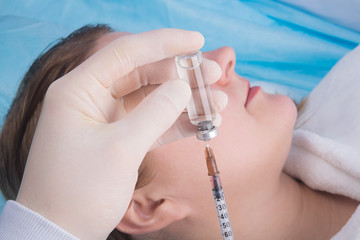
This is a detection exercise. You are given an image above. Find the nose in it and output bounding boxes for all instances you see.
[203,47,236,86]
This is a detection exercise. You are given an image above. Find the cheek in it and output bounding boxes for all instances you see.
[149,140,213,198]
[210,90,297,187]
[146,89,297,225]
[149,140,224,227]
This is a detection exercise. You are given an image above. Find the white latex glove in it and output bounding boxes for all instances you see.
[15,29,226,240]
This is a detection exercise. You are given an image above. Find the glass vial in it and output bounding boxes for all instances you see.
[175,51,218,141]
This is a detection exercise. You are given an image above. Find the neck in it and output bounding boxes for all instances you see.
[278,173,358,240]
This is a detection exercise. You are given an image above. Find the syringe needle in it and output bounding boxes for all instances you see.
[205,144,219,176]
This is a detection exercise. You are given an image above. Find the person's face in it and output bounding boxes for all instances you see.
[143,49,297,238]
[97,32,297,239]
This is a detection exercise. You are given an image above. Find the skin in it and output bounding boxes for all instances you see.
[97,32,359,240]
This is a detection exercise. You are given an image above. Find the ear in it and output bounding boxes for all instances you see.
[116,190,190,235]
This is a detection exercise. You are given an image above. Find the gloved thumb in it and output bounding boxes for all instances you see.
[117,79,191,162]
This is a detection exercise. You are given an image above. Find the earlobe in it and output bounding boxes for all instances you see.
[116,196,190,235]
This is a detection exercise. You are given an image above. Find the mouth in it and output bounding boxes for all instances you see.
[244,81,261,108]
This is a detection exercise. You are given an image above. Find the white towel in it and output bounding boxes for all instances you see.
[284,43,360,239]
[286,129,360,200]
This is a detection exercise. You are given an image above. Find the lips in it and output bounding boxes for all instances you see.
[243,79,250,106]
[232,75,261,107]
[245,85,261,107]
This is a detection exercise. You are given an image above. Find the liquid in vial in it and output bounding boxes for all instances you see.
[175,51,216,126]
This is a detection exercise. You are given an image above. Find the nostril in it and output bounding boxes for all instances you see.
[219,46,236,77]
[203,46,236,86]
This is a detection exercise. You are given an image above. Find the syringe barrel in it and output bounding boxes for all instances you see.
[210,174,234,240]
[175,51,216,128]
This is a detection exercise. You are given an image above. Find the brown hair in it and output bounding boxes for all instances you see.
[0,24,150,240]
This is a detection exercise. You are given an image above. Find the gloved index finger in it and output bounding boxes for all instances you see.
[110,57,222,98]
[66,29,204,95]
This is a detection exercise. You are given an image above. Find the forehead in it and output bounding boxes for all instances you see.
[94,31,131,51]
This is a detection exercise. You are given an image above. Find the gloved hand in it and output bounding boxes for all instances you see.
[16,29,227,240]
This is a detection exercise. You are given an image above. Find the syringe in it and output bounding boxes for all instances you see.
[205,144,234,240]
[175,51,234,240]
